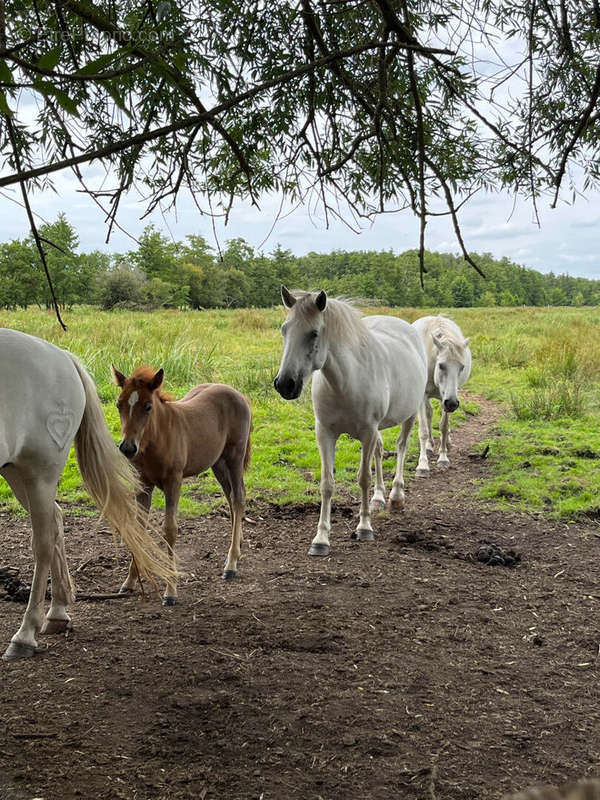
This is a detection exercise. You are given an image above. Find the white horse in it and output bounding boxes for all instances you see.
[412,315,472,476]
[274,288,427,556]
[0,329,175,661]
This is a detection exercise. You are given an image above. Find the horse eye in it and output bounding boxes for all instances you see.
[439,363,446,372]
[144,403,152,413]
[309,330,318,340]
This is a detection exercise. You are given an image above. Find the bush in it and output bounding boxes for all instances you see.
[98,267,145,310]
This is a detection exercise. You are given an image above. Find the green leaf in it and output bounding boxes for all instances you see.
[76,51,122,76]
[103,81,131,117]
[37,45,62,71]
[48,86,80,116]
[0,91,13,116]
[33,79,79,116]
[0,59,13,84]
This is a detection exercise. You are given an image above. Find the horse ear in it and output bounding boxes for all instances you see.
[150,368,164,391]
[432,334,443,350]
[281,285,296,309]
[111,365,126,387]
[315,290,327,312]
[463,337,470,348]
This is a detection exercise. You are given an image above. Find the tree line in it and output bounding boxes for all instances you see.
[0,214,597,311]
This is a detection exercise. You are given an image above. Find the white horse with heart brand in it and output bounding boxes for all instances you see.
[274,288,427,556]
[412,315,472,476]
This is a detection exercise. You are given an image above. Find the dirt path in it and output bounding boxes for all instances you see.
[1,395,600,800]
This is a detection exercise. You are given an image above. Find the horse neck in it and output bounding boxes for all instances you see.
[142,397,174,452]
[320,326,369,394]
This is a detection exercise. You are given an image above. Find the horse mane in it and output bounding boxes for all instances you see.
[130,365,174,402]
[291,291,368,349]
[429,315,467,359]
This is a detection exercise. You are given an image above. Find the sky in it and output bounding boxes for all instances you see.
[1,167,599,280]
[2,11,599,282]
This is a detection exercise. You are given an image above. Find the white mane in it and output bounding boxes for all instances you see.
[290,291,368,349]
[427,315,468,359]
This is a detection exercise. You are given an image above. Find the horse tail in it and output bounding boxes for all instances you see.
[68,355,176,586]
[243,430,252,472]
[243,397,252,473]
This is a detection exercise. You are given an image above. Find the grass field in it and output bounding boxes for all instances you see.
[1,304,600,519]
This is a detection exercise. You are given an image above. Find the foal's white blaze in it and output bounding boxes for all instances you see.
[128,390,139,418]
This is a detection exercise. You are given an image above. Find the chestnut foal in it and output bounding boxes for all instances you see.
[112,366,252,605]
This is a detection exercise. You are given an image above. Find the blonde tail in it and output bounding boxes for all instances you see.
[69,355,176,586]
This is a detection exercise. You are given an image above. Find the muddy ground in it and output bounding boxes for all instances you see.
[1,396,600,800]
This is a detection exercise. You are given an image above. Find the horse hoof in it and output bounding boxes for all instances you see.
[2,641,37,661]
[416,467,430,478]
[390,498,405,511]
[162,596,177,607]
[118,586,134,595]
[369,499,386,514]
[222,569,237,581]
[437,461,450,471]
[41,618,70,635]
[356,528,375,542]
[308,543,330,557]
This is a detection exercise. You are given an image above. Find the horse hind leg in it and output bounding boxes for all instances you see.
[1,466,72,641]
[390,415,416,510]
[2,470,62,660]
[369,433,386,513]
[41,503,75,635]
[212,454,245,580]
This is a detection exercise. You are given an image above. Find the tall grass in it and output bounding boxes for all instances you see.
[1,304,600,519]
[511,339,594,420]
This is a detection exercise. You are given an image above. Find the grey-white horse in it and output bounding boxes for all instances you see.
[274,288,427,556]
[412,315,472,476]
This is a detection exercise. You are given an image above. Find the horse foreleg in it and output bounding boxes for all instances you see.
[425,397,435,455]
[416,400,431,477]
[369,433,386,513]
[161,478,181,606]
[354,431,379,542]
[437,409,451,469]
[390,416,416,510]
[119,484,153,595]
[309,423,337,557]
[3,476,58,661]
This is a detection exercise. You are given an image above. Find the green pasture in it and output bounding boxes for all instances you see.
[1,305,600,520]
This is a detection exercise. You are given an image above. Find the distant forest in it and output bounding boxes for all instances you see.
[1,214,597,310]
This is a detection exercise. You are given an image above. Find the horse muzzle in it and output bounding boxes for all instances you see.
[119,440,138,459]
[273,374,303,400]
[443,397,459,413]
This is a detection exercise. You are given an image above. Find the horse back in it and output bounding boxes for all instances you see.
[171,383,251,476]
[364,315,427,375]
